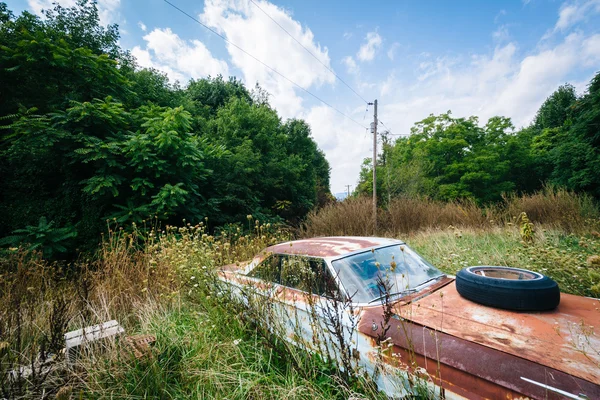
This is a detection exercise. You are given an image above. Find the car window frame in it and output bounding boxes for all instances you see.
[328,244,443,305]
[247,253,345,301]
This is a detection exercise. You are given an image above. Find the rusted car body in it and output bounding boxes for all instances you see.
[220,237,600,399]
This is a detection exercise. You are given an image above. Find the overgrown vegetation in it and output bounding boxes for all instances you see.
[2,193,599,398]
[302,187,600,299]
[0,218,398,399]
[2,0,600,398]
[0,1,332,258]
[302,186,599,237]
[357,79,600,205]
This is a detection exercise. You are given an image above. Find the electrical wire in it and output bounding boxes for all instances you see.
[163,0,368,130]
[379,119,408,137]
[248,0,370,104]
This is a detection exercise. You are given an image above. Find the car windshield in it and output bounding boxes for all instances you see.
[331,244,443,303]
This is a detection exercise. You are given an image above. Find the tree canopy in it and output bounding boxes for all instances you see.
[357,73,600,205]
[0,1,331,257]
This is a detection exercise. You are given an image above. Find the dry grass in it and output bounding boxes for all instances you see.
[0,219,329,399]
[501,186,599,231]
[2,189,599,398]
[386,197,487,233]
[300,197,375,237]
[301,188,599,237]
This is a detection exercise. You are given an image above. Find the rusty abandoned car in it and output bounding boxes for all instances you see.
[220,237,600,399]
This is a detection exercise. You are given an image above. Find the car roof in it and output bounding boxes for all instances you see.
[264,236,404,259]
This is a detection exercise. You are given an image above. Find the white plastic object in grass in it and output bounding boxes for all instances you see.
[64,320,125,364]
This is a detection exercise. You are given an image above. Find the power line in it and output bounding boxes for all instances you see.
[163,0,368,130]
[248,0,369,104]
[379,119,409,137]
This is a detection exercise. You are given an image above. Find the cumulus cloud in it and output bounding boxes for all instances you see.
[379,31,600,151]
[131,28,229,83]
[45,0,597,194]
[342,56,359,74]
[303,105,371,191]
[357,31,382,61]
[138,21,147,32]
[199,0,335,118]
[28,0,121,26]
[554,0,600,31]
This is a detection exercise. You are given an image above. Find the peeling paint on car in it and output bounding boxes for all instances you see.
[220,237,600,399]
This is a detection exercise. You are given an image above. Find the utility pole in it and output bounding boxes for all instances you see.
[345,185,351,199]
[371,100,378,235]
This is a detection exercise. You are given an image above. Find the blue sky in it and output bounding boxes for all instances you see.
[7,0,600,194]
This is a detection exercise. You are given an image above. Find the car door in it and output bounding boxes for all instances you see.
[246,254,360,368]
[275,255,361,366]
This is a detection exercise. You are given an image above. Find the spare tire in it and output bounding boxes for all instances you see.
[455,266,560,311]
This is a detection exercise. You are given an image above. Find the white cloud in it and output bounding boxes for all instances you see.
[199,0,335,118]
[554,0,600,31]
[379,31,600,155]
[417,55,458,81]
[342,56,359,74]
[343,32,353,40]
[27,0,121,26]
[387,42,400,60]
[493,25,510,42]
[138,21,147,32]
[131,28,229,83]
[357,31,382,62]
[380,72,398,97]
[303,105,371,191]
[118,0,600,194]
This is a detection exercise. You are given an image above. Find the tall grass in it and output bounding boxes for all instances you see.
[0,220,379,399]
[301,187,599,237]
[2,189,599,398]
[409,226,600,298]
[501,186,599,231]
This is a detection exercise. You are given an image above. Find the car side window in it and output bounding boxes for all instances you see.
[280,256,341,300]
[248,255,282,284]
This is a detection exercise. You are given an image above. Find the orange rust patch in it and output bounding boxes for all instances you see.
[397,282,600,385]
[264,237,402,258]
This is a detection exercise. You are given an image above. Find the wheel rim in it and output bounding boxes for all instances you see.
[468,266,541,280]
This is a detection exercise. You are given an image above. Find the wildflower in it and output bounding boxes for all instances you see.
[233,339,242,346]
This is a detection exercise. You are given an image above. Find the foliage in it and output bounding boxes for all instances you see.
[2,208,599,398]
[356,73,600,206]
[358,113,517,203]
[0,217,77,259]
[0,219,385,399]
[0,1,330,257]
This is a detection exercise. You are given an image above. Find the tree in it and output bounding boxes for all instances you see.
[0,2,332,257]
[550,73,600,196]
[357,113,517,203]
[533,84,577,130]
